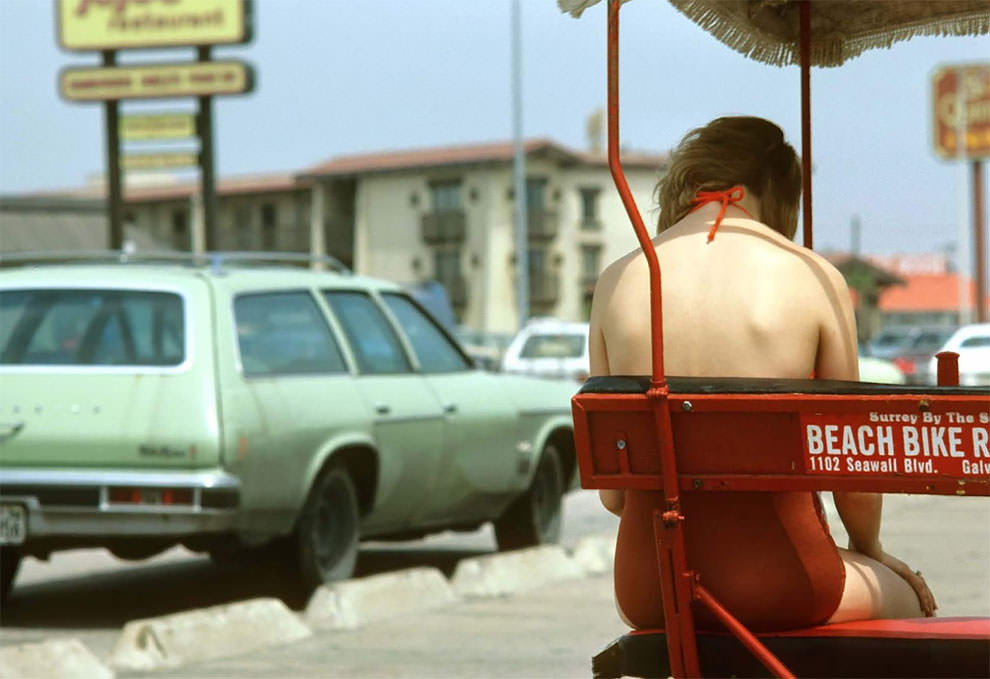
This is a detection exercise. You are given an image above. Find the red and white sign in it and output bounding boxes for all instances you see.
[801,410,990,478]
[932,63,990,160]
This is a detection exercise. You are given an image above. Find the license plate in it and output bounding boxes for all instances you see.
[0,504,26,545]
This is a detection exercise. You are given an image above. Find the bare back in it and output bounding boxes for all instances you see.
[589,204,859,382]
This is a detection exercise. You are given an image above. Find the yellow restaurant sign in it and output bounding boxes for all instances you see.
[60,61,253,101]
[120,113,196,140]
[57,0,250,51]
[121,151,199,171]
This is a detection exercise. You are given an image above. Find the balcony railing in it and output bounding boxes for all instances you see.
[440,274,469,308]
[421,210,466,244]
[529,271,560,305]
[527,209,558,241]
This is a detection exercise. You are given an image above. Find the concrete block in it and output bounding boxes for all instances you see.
[450,545,583,598]
[107,597,311,672]
[305,567,456,630]
[0,638,113,679]
[571,533,616,575]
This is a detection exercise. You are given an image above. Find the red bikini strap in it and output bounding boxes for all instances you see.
[690,185,753,242]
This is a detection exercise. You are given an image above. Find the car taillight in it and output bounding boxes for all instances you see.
[108,487,194,505]
[892,357,915,375]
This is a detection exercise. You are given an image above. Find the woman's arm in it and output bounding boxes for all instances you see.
[813,259,936,615]
[589,267,625,516]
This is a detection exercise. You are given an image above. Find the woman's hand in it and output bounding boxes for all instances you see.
[878,551,938,617]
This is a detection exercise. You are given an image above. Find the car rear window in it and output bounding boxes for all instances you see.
[519,333,586,359]
[0,288,184,366]
[959,335,990,349]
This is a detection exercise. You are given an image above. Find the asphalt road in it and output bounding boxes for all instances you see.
[1,491,987,678]
[0,490,619,660]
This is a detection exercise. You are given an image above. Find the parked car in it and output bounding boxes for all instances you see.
[886,325,958,384]
[0,254,578,601]
[926,323,990,386]
[858,355,906,384]
[865,325,917,359]
[453,327,514,372]
[501,318,590,383]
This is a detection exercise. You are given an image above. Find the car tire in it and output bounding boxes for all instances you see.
[296,464,360,590]
[1,547,21,602]
[494,443,564,551]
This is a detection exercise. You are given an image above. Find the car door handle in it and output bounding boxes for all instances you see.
[374,403,391,416]
[443,403,458,415]
[0,422,24,444]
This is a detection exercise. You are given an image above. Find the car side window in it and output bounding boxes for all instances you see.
[381,293,471,373]
[234,292,346,376]
[959,335,990,349]
[323,291,411,375]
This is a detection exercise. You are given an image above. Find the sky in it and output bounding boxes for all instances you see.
[0,0,987,261]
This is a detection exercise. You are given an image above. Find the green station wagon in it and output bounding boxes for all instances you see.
[0,253,578,600]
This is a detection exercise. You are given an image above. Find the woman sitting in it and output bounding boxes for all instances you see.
[588,116,935,631]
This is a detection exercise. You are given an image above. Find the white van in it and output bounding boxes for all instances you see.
[501,318,590,383]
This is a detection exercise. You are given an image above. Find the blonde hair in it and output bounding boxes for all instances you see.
[655,117,801,238]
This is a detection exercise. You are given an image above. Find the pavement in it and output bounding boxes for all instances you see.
[1,493,988,678]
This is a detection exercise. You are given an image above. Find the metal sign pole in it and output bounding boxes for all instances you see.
[974,160,987,322]
[198,45,218,252]
[102,49,123,250]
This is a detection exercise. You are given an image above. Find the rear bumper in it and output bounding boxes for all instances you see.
[0,468,240,539]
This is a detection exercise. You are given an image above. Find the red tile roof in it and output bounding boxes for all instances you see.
[878,273,989,312]
[17,173,311,203]
[302,139,667,177]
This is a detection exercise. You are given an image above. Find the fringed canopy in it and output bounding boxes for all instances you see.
[559,0,990,67]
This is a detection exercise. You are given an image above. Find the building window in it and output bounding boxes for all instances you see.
[579,187,601,230]
[261,203,277,250]
[233,205,252,249]
[171,208,188,250]
[526,177,547,210]
[430,181,462,212]
[580,244,602,282]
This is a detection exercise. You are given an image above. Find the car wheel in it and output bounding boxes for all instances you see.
[494,443,564,551]
[1,547,21,602]
[296,465,360,590]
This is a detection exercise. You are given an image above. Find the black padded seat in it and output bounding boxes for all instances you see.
[592,620,990,679]
[580,375,990,396]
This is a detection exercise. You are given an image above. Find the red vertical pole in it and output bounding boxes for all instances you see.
[974,161,987,322]
[606,0,666,389]
[799,0,813,250]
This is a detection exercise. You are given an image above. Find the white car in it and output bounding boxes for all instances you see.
[501,319,590,383]
[926,323,990,386]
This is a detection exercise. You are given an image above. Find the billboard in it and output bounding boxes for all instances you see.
[121,151,199,171]
[932,63,990,160]
[120,113,196,141]
[60,61,254,101]
[57,0,251,51]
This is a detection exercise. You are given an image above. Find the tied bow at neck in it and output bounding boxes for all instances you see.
[690,185,753,242]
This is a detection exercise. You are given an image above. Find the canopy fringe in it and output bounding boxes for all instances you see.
[669,0,990,67]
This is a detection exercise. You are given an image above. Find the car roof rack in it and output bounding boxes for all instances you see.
[0,250,352,275]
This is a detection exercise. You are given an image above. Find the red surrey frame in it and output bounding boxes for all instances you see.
[572,2,990,678]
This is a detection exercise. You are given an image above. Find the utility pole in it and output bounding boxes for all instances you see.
[511,0,529,330]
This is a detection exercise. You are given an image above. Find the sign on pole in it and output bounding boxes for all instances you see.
[60,61,254,101]
[120,113,196,141]
[57,0,251,51]
[121,151,199,171]
[932,63,990,160]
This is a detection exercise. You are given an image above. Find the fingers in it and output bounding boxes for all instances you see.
[880,554,938,617]
[906,570,938,617]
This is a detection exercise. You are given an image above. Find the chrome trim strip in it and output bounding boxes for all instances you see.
[0,468,240,489]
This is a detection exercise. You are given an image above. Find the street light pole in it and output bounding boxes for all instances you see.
[511,0,529,330]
